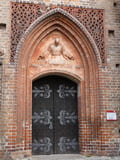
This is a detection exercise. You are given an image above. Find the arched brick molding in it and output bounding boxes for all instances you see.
[15,8,100,156]
[15,8,102,65]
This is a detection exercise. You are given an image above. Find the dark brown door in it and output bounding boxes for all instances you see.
[32,76,79,155]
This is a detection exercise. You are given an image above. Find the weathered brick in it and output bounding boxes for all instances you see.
[0,0,120,159]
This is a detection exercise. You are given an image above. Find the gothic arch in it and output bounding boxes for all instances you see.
[15,8,100,154]
[16,8,101,66]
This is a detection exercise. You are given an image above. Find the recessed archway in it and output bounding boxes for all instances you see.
[15,8,100,155]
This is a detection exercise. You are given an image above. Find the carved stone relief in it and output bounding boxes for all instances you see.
[29,31,84,78]
[37,38,74,65]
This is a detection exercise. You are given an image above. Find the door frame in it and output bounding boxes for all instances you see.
[30,71,82,153]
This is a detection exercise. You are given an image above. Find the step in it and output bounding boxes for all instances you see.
[32,154,119,160]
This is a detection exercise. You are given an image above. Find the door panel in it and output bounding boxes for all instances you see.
[54,77,79,154]
[32,77,54,155]
[32,76,79,155]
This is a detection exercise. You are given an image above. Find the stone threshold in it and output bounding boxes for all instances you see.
[32,154,119,160]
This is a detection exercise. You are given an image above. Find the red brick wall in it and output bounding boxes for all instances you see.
[0,0,120,159]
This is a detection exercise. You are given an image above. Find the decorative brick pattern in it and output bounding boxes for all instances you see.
[10,2,105,64]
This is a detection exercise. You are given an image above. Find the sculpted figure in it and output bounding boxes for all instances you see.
[38,38,74,64]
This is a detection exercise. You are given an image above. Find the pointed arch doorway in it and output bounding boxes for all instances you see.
[32,75,79,155]
[15,8,101,158]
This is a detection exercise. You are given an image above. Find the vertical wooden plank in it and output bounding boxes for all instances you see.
[32,77,54,155]
[54,76,79,154]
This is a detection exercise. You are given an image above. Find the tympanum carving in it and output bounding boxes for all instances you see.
[37,38,74,65]
[28,33,84,78]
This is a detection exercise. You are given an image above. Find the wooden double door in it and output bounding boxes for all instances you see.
[32,76,79,155]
